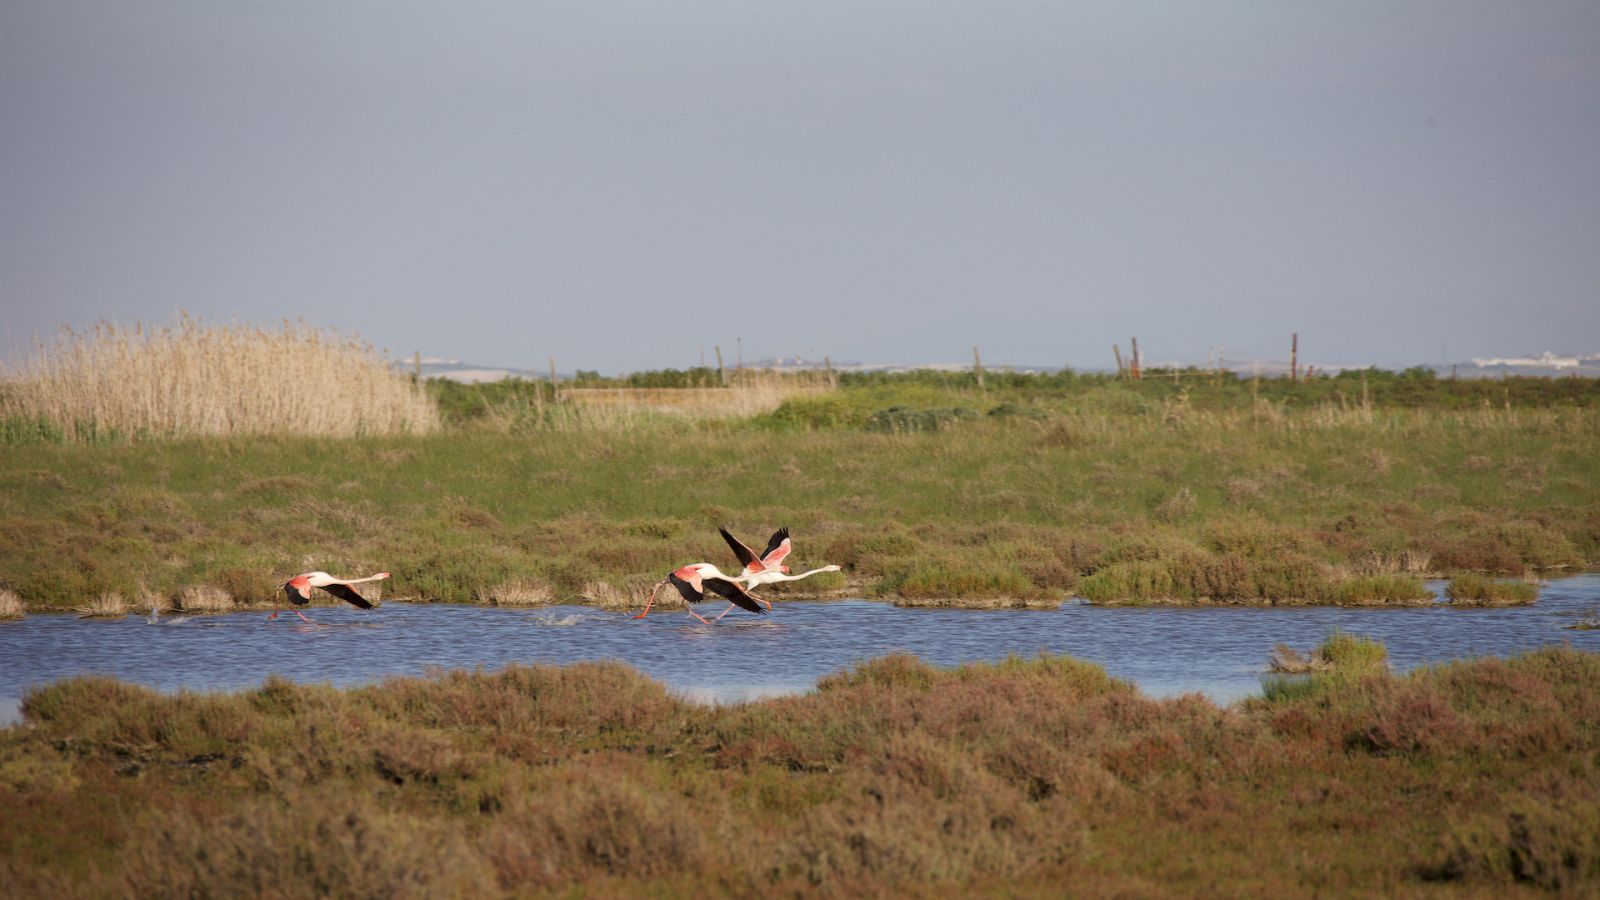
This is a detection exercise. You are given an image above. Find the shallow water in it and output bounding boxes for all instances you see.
[3,574,1598,725]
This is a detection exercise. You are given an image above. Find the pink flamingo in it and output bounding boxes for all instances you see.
[272,571,389,622]
[714,527,842,620]
[632,563,765,623]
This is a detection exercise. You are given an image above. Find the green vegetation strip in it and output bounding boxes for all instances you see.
[3,647,1598,894]
[2,373,1596,611]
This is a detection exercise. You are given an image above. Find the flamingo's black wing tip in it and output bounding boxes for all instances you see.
[321,582,377,609]
[703,578,764,614]
[719,527,758,567]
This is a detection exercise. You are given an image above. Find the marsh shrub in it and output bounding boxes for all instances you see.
[1318,631,1390,675]
[0,315,438,440]
[1333,574,1434,605]
[1446,574,1539,606]
[8,649,1600,895]
[891,565,1039,600]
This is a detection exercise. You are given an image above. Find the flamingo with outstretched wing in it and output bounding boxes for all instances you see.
[273,571,388,623]
[714,526,841,619]
[632,563,765,623]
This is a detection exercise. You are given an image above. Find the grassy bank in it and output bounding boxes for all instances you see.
[0,398,1596,611]
[2,646,1598,895]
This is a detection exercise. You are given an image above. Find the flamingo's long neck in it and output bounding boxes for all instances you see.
[336,573,389,585]
[771,567,836,583]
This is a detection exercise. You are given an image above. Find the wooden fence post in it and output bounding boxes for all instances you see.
[715,346,725,386]
[1290,332,1299,383]
[1130,337,1141,381]
[1112,345,1126,379]
[973,346,985,390]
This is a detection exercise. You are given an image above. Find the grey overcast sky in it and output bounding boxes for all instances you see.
[2,2,1597,373]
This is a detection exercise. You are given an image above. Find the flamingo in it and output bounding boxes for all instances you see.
[632,563,765,623]
[272,571,389,622]
[713,526,842,620]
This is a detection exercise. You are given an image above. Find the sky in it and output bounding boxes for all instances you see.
[2,2,1597,374]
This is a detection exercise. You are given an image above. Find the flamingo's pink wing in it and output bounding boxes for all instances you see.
[761,528,792,567]
[668,572,705,604]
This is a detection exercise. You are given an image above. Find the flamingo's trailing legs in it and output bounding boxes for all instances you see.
[632,563,764,623]
[272,571,389,623]
[713,527,842,620]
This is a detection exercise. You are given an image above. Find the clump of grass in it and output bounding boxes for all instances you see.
[1263,631,1391,701]
[1269,631,1389,676]
[583,579,665,611]
[0,314,439,441]
[137,583,171,615]
[175,585,234,612]
[477,579,554,607]
[1318,630,1390,675]
[0,587,23,620]
[1333,573,1435,606]
[1154,486,1198,522]
[886,564,1046,603]
[1079,551,1432,607]
[75,591,127,618]
[1446,573,1539,606]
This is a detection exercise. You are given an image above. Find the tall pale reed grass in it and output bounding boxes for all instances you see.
[1,315,439,440]
[563,370,835,422]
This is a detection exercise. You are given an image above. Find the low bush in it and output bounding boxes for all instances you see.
[5,648,1600,894]
[1446,574,1540,606]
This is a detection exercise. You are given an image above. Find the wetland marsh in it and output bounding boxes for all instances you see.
[4,331,1599,894]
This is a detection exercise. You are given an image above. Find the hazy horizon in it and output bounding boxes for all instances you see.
[3,2,1597,375]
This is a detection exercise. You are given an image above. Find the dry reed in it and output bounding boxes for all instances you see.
[562,370,834,422]
[76,592,127,619]
[477,579,554,607]
[0,314,439,439]
[175,585,234,612]
[0,588,23,620]
[583,578,672,611]
[138,583,171,615]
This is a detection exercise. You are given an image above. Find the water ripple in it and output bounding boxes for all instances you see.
[2,574,1596,724]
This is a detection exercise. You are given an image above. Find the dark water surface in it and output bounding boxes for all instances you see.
[4,574,1598,725]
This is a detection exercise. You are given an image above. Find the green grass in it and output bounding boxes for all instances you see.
[1,376,1597,610]
[3,647,1599,895]
[1447,573,1541,606]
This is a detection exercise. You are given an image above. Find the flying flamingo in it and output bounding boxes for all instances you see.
[632,563,765,623]
[713,526,842,620]
[272,571,389,623]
